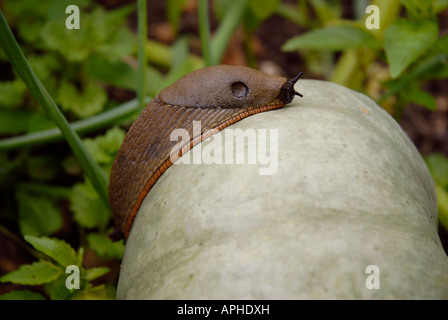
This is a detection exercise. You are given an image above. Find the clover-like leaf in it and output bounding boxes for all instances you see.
[0,260,62,285]
[24,236,78,267]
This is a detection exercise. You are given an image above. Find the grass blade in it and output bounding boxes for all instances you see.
[211,0,247,65]
[0,9,109,207]
[137,0,148,114]
[198,0,213,66]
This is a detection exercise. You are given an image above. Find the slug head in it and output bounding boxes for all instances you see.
[159,65,299,109]
[276,72,304,105]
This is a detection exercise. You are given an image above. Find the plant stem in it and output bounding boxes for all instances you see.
[276,3,307,26]
[0,9,109,207]
[17,183,73,199]
[198,0,213,66]
[211,0,247,65]
[137,0,148,114]
[0,97,147,150]
[0,224,46,261]
[143,39,203,69]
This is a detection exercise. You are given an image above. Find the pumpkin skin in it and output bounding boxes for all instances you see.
[116,80,448,299]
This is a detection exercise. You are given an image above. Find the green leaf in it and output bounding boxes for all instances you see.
[282,26,381,52]
[309,0,341,23]
[47,0,90,22]
[435,35,448,54]
[40,21,90,62]
[0,260,62,285]
[24,235,78,267]
[171,36,190,68]
[87,233,124,260]
[0,290,46,300]
[71,284,115,300]
[102,3,135,27]
[211,0,247,64]
[85,56,163,97]
[163,59,198,89]
[84,267,110,281]
[58,80,107,118]
[384,18,438,78]
[0,79,27,108]
[0,109,32,134]
[436,185,448,230]
[426,153,448,187]
[83,126,125,165]
[27,112,56,133]
[85,56,137,90]
[95,28,135,62]
[248,0,280,20]
[44,274,74,300]
[379,53,448,103]
[212,0,236,21]
[28,54,62,83]
[26,156,59,181]
[404,86,436,111]
[0,8,110,210]
[40,4,134,62]
[70,182,111,229]
[167,0,188,33]
[17,192,63,236]
[433,0,448,13]
[400,0,435,18]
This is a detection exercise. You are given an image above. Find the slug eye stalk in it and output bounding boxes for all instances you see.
[290,72,304,98]
[277,71,304,104]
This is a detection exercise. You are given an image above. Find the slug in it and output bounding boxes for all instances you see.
[109,65,303,240]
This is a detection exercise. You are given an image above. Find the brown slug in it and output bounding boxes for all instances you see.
[109,65,303,240]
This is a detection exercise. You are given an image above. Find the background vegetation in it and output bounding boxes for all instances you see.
[0,0,447,299]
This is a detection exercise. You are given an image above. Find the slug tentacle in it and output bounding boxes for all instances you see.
[109,65,303,241]
[277,72,304,104]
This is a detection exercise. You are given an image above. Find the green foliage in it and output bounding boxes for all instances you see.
[1,0,136,121]
[68,126,124,230]
[247,0,280,21]
[26,235,78,266]
[70,182,111,229]
[283,26,381,51]
[1,0,447,301]
[84,126,125,167]
[87,233,125,260]
[0,236,114,300]
[0,290,46,300]
[167,0,188,34]
[1,260,62,285]
[17,191,63,236]
[281,0,448,114]
[384,18,438,78]
[426,154,448,230]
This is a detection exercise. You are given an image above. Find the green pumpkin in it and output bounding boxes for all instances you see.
[117,80,448,299]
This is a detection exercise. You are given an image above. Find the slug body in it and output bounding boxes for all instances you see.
[109,65,303,240]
